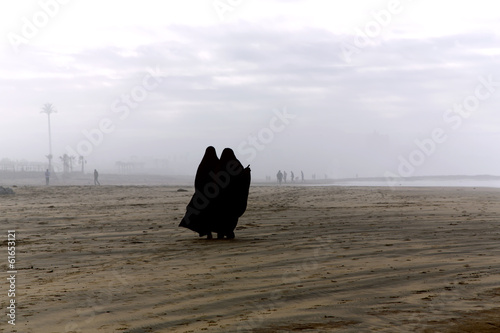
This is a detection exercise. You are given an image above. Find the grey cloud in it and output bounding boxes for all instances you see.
[2,20,500,177]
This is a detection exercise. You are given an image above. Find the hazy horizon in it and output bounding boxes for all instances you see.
[2,1,500,180]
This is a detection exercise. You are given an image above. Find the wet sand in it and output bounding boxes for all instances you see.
[1,185,500,332]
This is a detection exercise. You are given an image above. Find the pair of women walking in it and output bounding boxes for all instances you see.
[179,147,251,239]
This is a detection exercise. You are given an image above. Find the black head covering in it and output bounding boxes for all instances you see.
[219,148,243,174]
[194,146,219,192]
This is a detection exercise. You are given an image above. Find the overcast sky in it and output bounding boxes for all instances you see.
[1,0,499,179]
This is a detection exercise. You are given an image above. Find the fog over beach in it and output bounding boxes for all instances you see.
[1,0,500,179]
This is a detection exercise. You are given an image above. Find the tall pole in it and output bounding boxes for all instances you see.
[47,111,52,170]
[41,103,56,172]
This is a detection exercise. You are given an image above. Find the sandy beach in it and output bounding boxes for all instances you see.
[1,185,500,332]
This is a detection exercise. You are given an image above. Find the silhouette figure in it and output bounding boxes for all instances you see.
[94,169,100,185]
[277,170,283,185]
[301,170,304,182]
[179,147,251,239]
[179,146,219,239]
[45,169,50,186]
[290,171,294,182]
[215,148,251,239]
[283,171,287,183]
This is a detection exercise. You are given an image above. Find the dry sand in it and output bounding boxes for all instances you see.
[1,185,500,332]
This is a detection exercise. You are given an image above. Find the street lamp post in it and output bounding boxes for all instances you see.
[40,103,56,172]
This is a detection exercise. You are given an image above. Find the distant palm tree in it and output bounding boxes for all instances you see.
[78,156,86,174]
[59,154,70,174]
[40,103,56,171]
[69,155,76,172]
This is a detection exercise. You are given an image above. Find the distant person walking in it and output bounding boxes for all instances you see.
[290,171,294,182]
[277,170,283,185]
[45,169,50,186]
[283,171,287,183]
[94,169,100,185]
[301,170,304,182]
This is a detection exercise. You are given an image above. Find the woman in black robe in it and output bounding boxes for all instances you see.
[213,148,251,239]
[179,146,219,238]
